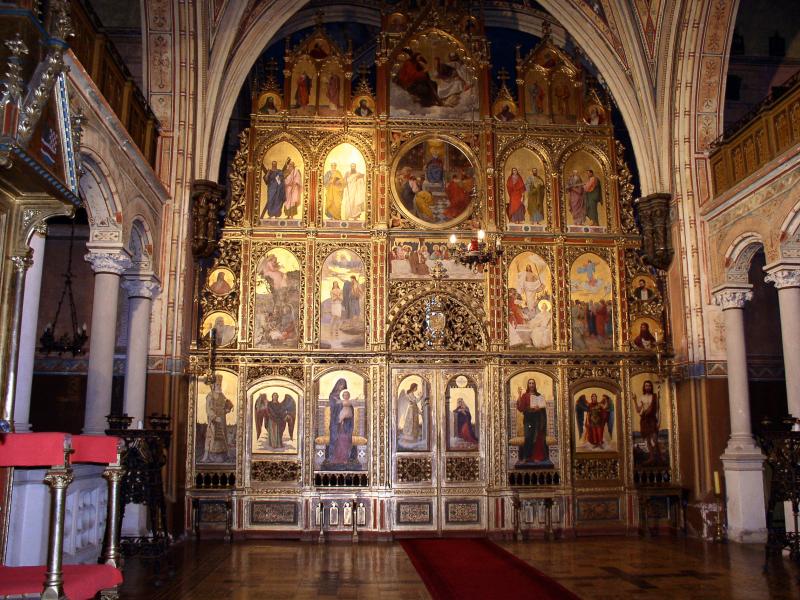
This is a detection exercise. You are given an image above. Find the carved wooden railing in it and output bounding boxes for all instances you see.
[68,0,160,167]
[709,70,800,196]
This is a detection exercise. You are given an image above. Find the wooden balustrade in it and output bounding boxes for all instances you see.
[709,71,800,196]
[69,0,159,168]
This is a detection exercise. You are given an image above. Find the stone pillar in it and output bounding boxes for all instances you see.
[121,276,160,425]
[713,283,767,543]
[83,250,131,435]
[14,230,46,432]
[764,261,800,417]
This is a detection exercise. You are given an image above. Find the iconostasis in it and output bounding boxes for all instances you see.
[188,5,675,538]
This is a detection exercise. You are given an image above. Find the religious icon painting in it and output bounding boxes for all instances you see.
[256,91,282,115]
[319,250,366,350]
[389,31,477,119]
[314,370,368,472]
[249,379,301,455]
[573,385,618,453]
[523,70,549,122]
[290,57,317,115]
[630,373,670,469]
[206,267,236,296]
[392,136,476,228]
[630,317,662,351]
[201,311,237,347]
[508,371,558,469]
[503,147,548,232]
[507,251,553,350]
[584,102,606,126]
[389,237,483,280]
[195,370,238,465]
[259,141,304,224]
[551,71,578,123]
[569,252,614,352]
[318,59,345,117]
[253,248,301,349]
[352,95,375,118]
[629,274,658,303]
[385,12,409,33]
[322,144,367,225]
[563,150,607,232]
[493,98,517,122]
[445,374,479,452]
[395,372,432,452]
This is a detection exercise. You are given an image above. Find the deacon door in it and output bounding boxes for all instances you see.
[391,366,487,533]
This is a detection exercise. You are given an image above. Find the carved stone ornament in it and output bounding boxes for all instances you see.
[190,180,227,260]
[636,193,673,270]
[445,457,480,482]
[84,251,132,275]
[764,265,800,290]
[122,277,161,300]
[712,285,753,310]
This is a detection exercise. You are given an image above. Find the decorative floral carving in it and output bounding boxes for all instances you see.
[396,457,432,483]
[389,293,485,352]
[573,457,620,480]
[445,457,480,482]
[225,128,249,226]
[251,461,301,482]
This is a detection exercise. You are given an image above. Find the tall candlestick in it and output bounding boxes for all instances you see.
[713,470,721,495]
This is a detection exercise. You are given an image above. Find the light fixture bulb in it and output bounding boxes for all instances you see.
[449,233,457,245]
[477,229,486,241]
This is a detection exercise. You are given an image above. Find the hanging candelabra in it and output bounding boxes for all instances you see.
[447,228,503,271]
[38,222,89,356]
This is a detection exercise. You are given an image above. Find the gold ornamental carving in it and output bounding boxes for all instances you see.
[445,457,480,482]
[397,457,433,483]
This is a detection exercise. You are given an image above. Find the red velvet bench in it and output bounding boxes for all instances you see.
[0,433,124,599]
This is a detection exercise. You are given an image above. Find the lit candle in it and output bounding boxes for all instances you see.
[495,236,501,250]
[713,471,721,495]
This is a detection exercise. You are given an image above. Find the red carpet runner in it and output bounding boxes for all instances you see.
[401,538,581,600]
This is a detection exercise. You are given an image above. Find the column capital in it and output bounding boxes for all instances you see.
[763,260,800,289]
[84,250,132,275]
[712,283,753,310]
[10,251,33,274]
[122,276,161,299]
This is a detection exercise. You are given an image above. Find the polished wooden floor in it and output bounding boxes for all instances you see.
[119,536,800,599]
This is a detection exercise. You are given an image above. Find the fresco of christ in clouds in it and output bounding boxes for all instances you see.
[508,251,553,350]
[569,253,614,352]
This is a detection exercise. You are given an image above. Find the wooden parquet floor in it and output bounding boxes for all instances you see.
[119,537,800,599]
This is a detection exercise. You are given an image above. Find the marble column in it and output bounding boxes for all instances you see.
[121,276,160,425]
[713,283,767,543]
[13,230,46,432]
[764,261,800,417]
[83,250,131,435]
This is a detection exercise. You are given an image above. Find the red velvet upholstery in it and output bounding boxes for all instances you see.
[0,432,69,467]
[72,435,120,464]
[0,564,122,599]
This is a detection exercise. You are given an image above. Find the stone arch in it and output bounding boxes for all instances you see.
[198,2,663,197]
[779,196,800,260]
[128,217,154,273]
[78,151,124,243]
[723,233,765,284]
[387,288,488,352]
